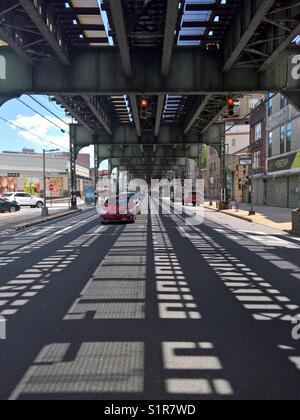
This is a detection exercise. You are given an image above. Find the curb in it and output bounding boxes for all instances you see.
[204,205,254,223]
[220,211,253,223]
[15,209,82,232]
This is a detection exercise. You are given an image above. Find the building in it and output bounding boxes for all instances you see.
[227,146,251,203]
[203,123,253,200]
[0,150,91,198]
[264,94,300,208]
[202,95,262,201]
[202,145,221,200]
[250,99,267,205]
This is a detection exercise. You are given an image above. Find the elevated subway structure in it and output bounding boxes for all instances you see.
[0,0,299,206]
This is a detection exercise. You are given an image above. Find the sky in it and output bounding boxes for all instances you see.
[0,95,100,168]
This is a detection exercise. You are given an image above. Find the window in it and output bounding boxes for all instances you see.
[280,95,287,109]
[232,138,236,148]
[255,123,262,141]
[268,93,273,116]
[286,122,292,153]
[253,151,261,169]
[268,132,273,157]
[280,126,285,154]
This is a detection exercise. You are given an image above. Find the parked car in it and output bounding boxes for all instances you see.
[2,192,44,208]
[0,198,20,213]
[100,194,137,224]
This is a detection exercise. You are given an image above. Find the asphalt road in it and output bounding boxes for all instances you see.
[0,204,300,400]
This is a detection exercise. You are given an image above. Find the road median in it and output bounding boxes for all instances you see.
[6,208,82,234]
[16,208,82,230]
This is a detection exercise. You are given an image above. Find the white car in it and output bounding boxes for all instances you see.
[2,192,44,208]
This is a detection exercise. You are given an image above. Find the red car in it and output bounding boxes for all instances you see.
[183,192,201,207]
[100,195,137,224]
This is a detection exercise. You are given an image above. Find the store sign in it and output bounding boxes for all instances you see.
[239,157,252,166]
[268,151,300,174]
[7,173,20,178]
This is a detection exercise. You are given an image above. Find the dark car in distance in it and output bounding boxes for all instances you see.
[0,198,21,213]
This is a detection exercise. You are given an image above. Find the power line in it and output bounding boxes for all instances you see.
[0,116,69,152]
[28,96,69,127]
[17,98,68,133]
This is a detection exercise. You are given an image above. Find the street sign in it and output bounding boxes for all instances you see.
[239,157,252,166]
[7,173,20,178]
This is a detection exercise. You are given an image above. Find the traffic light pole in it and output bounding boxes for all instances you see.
[249,150,256,216]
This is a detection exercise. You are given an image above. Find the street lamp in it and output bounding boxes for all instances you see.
[42,148,60,218]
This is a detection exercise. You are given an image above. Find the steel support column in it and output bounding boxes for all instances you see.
[94,145,101,199]
[70,126,77,210]
[219,134,228,210]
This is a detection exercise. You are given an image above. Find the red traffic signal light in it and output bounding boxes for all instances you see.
[140,98,149,108]
[227,97,235,116]
[140,97,149,120]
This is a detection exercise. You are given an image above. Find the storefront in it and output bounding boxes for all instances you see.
[266,150,300,208]
[0,151,91,198]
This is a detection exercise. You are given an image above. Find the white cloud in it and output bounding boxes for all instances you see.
[10,113,96,166]
[10,114,70,151]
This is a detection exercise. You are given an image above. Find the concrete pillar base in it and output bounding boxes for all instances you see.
[218,202,229,211]
[292,208,300,235]
[41,207,49,218]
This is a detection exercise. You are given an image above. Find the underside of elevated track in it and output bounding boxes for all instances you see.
[0,0,300,202]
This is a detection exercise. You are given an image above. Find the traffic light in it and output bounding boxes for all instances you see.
[227,97,235,117]
[140,97,149,120]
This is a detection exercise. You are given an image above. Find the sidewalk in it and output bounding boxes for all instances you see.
[204,201,294,232]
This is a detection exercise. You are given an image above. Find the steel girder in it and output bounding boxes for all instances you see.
[70,123,224,147]
[222,0,277,72]
[222,0,300,73]
[95,145,201,161]
[0,47,299,97]
[109,158,184,167]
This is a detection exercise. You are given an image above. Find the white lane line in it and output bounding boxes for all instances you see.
[54,214,98,235]
[248,235,299,249]
[177,226,191,239]
[94,226,105,234]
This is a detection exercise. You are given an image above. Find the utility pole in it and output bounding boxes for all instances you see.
[42,148,60,217]
[249,149,256,216]
[42,149,49,217]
